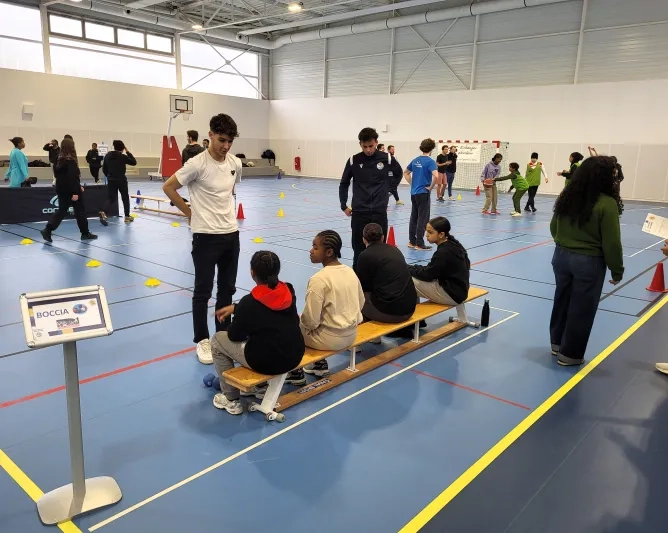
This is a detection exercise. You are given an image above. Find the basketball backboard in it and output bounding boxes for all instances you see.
[170,94,193,114]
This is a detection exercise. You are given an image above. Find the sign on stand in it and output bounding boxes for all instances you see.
[20,286,121,525]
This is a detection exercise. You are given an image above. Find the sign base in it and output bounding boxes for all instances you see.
[37,476,122,525]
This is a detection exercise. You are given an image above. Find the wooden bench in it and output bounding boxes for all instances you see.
[223,287,488,422]
[131,194,188,217]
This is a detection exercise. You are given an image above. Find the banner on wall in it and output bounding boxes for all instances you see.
[453,144,482,163]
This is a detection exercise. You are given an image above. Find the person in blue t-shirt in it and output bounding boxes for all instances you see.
[404,139,438,250]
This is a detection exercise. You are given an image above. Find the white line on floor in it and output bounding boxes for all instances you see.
[628,238,665,258]
[89,311,520,531]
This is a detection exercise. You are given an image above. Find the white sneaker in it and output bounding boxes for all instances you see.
[213,393,243,415]
[511,212,522,217]
[656,363,668,375]
[241,385,267,399]
[197,339,213,364]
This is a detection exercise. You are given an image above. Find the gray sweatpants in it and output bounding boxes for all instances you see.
[412,278,459,306]
[211,331,250,401]
[362,292,413,323]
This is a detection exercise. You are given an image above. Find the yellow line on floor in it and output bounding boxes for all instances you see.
[0,449,82,533]
[399,293,668,532]
[89,312,520,531]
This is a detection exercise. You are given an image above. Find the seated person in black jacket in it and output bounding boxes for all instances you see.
[40,138,97,243]
[357,223,416,324]
[210,251,305,415]
[408,216,470,306]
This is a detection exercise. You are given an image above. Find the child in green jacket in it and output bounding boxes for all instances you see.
[494,163,529,217]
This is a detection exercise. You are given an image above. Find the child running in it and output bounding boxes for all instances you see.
[404,139,438,250]
[408,216,470,306]
[287,230,365,385]
[210,251,305,415]
[494,163,529,217]
[481,154,503,215]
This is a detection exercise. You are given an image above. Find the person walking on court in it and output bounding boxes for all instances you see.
[99,140,137,225]
[40,138,97,243]
[357,223,416,324]
[549,156,624,367]
[387,145,404,205]
[162,113,243,365]
[86,143,103,183]
[339,127,402,271]
[5,137,29,188]
[181,130,205,165]
[405,139,438,250]
[524,152,548,212]
[481,154,503,215]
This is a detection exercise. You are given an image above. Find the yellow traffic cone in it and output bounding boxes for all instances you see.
[277,208,284,217]
[457,193,462,201]
[279,192,285,199]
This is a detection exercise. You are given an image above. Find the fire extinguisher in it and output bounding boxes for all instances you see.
[294,156,301,171]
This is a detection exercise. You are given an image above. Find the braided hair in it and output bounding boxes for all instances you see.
[316,230,343,259]
[250,250,281,289]
[428,216,470,269]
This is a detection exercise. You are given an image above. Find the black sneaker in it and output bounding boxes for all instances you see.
[532,207,537,213]
[40,228,53,243]
[99,212,108,226]
[304,360,329,377]
[81,232,98,241]
[415,245,433,251]
[285,369,306,386]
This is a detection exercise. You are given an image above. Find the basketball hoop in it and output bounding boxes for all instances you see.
[182,112,190,122]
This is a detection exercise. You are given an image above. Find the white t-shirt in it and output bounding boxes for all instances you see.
[175,150,241,234]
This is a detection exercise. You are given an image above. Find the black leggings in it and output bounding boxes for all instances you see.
[103,179,130,217]
[525,185,539,210]
[47,192,90,234]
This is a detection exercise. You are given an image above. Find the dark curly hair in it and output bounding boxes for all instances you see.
[419,138,436,153]
[210,114,239,139]
[554,156,623,225]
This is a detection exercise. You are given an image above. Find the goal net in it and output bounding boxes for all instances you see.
[431,140,511,192]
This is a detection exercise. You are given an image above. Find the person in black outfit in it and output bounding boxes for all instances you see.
[99,140,137,225]
[181,130,205,165]
[339,127,403,271]
[386,145,404,205]
[210,251,305,414]
[357,223,416,323]
[43,139,60,186]
[40,138,97,243]
[86,143,103,183]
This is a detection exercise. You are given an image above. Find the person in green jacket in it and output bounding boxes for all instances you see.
[549,156,623,367]
[557,151,584,187]
[494,163,528,217]
[524,152,548,212]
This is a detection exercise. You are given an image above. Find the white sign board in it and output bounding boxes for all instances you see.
[20,285,113,348]
[643,213,668,239]
[454,144,483,163]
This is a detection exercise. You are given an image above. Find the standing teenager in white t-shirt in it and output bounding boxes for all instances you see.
[162,114,242,364]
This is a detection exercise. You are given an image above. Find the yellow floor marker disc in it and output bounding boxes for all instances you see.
[171,222,180,227]
[20,238,33,245]
[145,278,161,288]
[457,194,462,201]
[279,192,285,199]
[253,237,264,243]
[130,213,138,218]
[86,260,102,268]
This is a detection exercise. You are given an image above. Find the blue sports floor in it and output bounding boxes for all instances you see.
[0,177,666,533]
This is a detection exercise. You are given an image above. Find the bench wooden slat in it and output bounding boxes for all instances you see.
[130,194,167,203]
[224,287,488,392]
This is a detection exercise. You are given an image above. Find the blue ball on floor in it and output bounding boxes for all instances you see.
[212,377,221,391]
[203,373,215,387]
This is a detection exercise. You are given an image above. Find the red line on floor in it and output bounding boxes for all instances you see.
[0,347,195,409]
[471,239,553,267]
[389,362,531,410]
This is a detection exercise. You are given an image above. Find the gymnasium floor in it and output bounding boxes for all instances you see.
[0,176,666,533]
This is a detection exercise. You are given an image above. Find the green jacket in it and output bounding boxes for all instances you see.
[495,170,528,191]
[525,162,543,187]
[562,161,581,187]
[550,194,624,281]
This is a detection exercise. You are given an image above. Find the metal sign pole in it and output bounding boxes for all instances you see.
[63,341,86,510]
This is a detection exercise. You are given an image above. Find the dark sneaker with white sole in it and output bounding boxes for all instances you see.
[81,232,98,241]
[286,369,306,386]
[303,360,329,377]
[557,354,585,366]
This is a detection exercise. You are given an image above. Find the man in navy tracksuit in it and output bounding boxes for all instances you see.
[339,127,403,271]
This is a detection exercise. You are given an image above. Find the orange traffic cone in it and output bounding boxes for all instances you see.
[387,226,397,246]
[475,185,481,196]
[646,262,668,293]
[236,203,245,220]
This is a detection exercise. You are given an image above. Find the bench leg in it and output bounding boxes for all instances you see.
[347,347,359,373]
[448,304,480,328]
[412,322,420,344]
[248,374,286,422]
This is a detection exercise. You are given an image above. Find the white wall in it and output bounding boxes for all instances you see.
[268,79,668,202]
[0,68,270,159]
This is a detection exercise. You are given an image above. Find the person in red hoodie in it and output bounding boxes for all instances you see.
[210,251,305,415]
